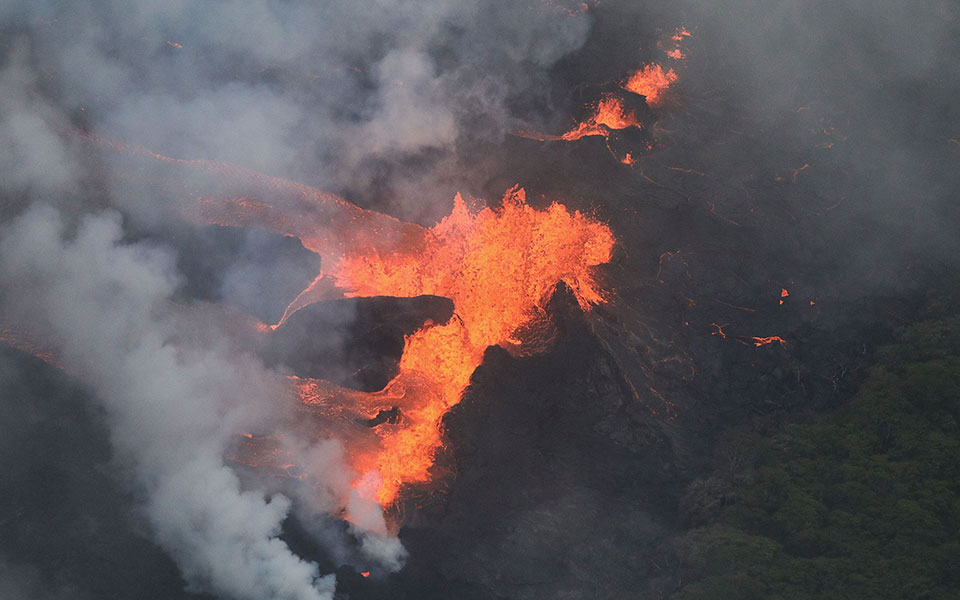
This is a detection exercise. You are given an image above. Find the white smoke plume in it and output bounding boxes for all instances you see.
[0,206,344,599]
[0,0,591,221]
[0,1,595,597]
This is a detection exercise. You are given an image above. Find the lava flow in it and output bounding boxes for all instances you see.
[516,26,688,147]
[559,95,642,141]
[302,187,615,505]
[624,63,677,108]
[198,184,617,507]
[21,135,617,512]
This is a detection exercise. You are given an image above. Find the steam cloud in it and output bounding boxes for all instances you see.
[0,206,341,599]
[5,0,955,598]
[0,1,592,598]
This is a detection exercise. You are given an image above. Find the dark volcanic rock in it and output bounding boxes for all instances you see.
[264,295,454,391]
[0,347,213,600]
[350,284,682,599]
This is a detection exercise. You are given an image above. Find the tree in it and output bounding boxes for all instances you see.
[672,318,960,600]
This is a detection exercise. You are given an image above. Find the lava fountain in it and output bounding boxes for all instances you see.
[198,183,616,508]
[515,26,689,149]
[324,187,615,505]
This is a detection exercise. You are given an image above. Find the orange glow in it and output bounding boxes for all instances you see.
[624,64,678,108]
[660,26,691,60]
[0,325,64,371]
[75,132,428,277]
[57,135,617,512]
[554,63,677,142]
[513,25,689,154]
[780,287,789,305]
[560,95,642,141]
[748,336,786,347]
[792,163,810,182]
[301,187,615,505]
[361,572,370,578]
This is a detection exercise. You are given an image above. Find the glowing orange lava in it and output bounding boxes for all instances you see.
[296,187,615,505]
[516,26,689,149]
[32,135,618,511]
[748,336,786,347]
[561,95,642,141]
[624,64,678,108]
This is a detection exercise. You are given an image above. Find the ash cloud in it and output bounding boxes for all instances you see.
[1,0,959,598]
[0,1,594,598]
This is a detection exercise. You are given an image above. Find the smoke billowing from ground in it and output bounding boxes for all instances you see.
[0,1,592,598]
[0,206,345,599]
[0,0,591,222]
[2,0,960,599]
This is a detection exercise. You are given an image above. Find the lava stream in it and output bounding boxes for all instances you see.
[200,185,616,507]
[308,188,615,505]
[31,134,617,511]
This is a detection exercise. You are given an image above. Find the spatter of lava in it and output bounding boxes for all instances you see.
[49,136,614,508]
[304,188,615,505]
[199,183,616,507]
[623,63,678,109]
[516,26,690,148]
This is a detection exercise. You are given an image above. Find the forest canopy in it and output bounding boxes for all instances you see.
[670,317,960,600]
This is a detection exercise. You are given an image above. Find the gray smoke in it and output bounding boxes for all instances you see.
[672,0,960,289]
[0,205,340,600]
[0,0,591,220]
[2,0,960,597]
[0,1,594,598]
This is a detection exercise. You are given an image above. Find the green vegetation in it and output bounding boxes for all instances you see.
[672,318,960,600]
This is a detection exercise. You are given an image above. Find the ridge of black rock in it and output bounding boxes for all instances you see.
[341,282,682,600]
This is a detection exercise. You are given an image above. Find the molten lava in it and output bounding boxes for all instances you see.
[747,336,786,347]
[780,287,789,305]
[293,187,615,505]
[560,95,642,141]
[197,184,618,507]
[624,64,677,108]
[65,134,617,508]
[515,26,689,152]
[661,26,692,59]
